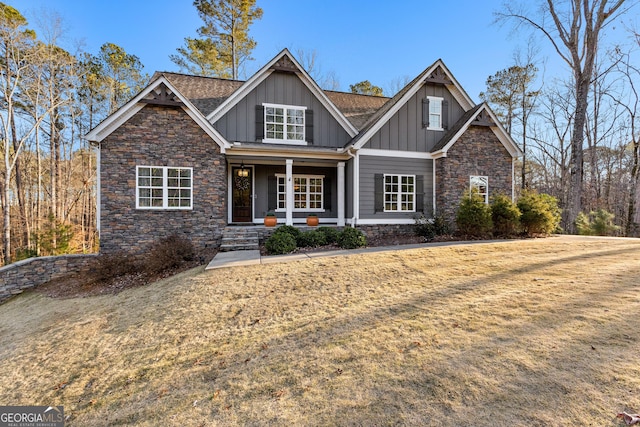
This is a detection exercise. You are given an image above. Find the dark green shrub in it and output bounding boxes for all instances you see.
[273,225,301,240]
[297,230,327,247]
[317,226,339,244]
[265,232,297,255]
[415,215,451,240]
[517,190,561,235]
[337,227,367,249]
[490,192,521,237]
[146,234,195,273]
[455,190,493,238]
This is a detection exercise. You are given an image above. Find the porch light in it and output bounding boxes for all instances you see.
[237,162,249,177]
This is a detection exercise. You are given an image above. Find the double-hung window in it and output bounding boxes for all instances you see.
[470,176,489,204]
[264,103,305,144]
[427,96,443,130]
[136,166,193,209]
[276,174,324,211]
[384,174,415,212]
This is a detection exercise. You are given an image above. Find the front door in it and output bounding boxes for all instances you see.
[232,166,252,222]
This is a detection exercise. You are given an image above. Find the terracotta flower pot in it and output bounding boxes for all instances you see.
[264,216,277,227]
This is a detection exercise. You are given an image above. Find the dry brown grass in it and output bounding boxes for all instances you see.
[1,236,639,426]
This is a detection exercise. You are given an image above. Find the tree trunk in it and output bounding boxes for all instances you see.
[564,73,590,233]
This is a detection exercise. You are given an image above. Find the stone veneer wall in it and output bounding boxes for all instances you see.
[100,104,227,255]
[0,254,96,304]
[436,126,513,224]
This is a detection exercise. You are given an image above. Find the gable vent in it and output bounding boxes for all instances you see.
[140,83,183,107]
[424,66,452,85]
[270,55,298,74]
[471,110,495,127]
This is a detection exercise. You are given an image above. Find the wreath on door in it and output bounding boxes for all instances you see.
[235,176,250,191]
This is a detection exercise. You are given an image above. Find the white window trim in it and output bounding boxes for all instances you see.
[427,96,444,131]
[263,102,307,145]
[470,175,489,204]
[383,174,416,212]
[275,173,325,212]
[136,166,193,210]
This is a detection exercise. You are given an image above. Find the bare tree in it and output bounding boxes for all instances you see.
[498,0,631,232]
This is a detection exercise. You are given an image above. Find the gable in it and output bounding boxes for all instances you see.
[85,76,230,152]
[364,82,466,152]
[213,71,352,148]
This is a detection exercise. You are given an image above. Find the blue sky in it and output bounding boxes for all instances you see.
[8,0,637,101]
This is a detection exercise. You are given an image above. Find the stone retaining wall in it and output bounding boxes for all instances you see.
[0,254,97,304]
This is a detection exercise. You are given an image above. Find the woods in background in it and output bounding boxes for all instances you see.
[0,3,147,264]
[1,0,638,266]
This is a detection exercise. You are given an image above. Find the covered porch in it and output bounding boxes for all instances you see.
[226,149,350,226]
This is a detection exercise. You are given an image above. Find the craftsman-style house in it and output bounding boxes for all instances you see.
[86,49,521,254]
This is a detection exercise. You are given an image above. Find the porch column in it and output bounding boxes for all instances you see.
[286,159,293,225]
[337,162,345,226]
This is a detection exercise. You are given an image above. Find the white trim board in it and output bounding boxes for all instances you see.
[358,148,434,159]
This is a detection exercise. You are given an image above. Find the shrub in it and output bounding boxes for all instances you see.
[415,215,451,240]
[576,208,620,236]
[265,232,297,255]
[146,234,195,273]
[297,230,327,247]
[273,225,301,240]
[517,190,561,235]
[337,227,367,249]
[93,251,139,281]
[455,190,493,238]
[490,192,521,237]
[317,226,339,244]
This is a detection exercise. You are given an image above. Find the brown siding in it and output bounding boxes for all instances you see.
[436,126,513,224]
[100,104,227,255]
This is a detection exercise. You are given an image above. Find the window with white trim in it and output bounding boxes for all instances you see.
[264,103,305,143]
[384,174,415,212]
[136,166,192,209]
[428,96,443,130]
[470,176,489,204]
[276,174,324,211]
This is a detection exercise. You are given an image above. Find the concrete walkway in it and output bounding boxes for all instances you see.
[204,238,536,270]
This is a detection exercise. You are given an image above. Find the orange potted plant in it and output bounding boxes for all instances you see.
[306,213,319,227]
[264,212,277,227]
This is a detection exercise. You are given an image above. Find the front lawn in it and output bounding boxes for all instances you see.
[1,236,639,426]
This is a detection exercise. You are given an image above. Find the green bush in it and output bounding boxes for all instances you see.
[265,232,297,255]
[297,230,327,247]
[455,190,493,238]
[317,226,339,244]
[576,208,620,236]
[490,192,521,237]
[517,190,561,235]
[337,227,367,249]
[273,225,301,240]
[415,215,450,240]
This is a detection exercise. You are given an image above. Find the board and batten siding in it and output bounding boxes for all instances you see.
[214,72,351,148]
[366,83,465,152]
[359,155,433,220]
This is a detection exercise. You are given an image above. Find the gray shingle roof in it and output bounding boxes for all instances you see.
[323,90,390,130]
[151,71,389,131]
[153,72,244,115]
